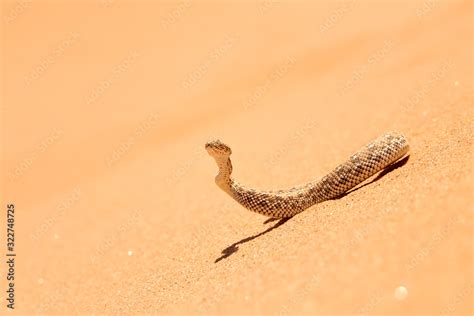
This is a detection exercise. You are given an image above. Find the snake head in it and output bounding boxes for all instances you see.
[205,139,232,158]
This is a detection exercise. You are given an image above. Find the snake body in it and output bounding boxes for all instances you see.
[206,132,409,218]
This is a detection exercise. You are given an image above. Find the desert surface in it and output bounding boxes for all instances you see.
[1,0,473,315]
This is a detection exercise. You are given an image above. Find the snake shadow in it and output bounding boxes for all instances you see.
[214,217,290,263]
[214,155,409,263]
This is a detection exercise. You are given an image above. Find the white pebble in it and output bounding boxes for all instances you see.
[394,286,408,300]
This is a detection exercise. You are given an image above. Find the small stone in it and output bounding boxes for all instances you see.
[394,286,408,300]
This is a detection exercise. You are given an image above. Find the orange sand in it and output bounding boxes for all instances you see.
[1,1,473,315]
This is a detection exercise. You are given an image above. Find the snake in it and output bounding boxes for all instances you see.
[205,132,409,218]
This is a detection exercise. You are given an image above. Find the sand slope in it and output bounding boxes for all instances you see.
[1,1,473,315]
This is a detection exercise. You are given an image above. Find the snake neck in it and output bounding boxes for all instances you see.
[214,157,233,194]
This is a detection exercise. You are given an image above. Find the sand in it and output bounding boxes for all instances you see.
[1,0,473,315]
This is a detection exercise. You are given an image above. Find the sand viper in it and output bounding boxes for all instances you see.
[206,132,409,218]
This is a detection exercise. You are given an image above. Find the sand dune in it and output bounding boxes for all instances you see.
[2,1,473,314]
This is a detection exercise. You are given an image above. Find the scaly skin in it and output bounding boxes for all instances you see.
[206,132,409,218]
